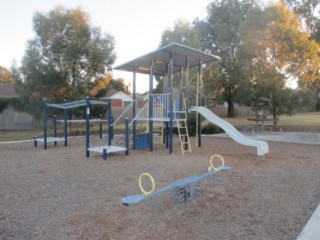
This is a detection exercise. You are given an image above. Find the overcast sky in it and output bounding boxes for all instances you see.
[0,0,218,92]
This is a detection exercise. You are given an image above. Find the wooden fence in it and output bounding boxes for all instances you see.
[0,105,34,130]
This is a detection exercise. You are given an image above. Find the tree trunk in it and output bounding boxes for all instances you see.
[272,105,277,125]
[227,85,235,118]
[227,98,235,117]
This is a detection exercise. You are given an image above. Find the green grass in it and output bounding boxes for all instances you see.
[1,112,319,142]
[223,112,320,126]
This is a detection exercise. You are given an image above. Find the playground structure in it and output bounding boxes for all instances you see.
[121,154,230,205]
[34,43,269,158]
[115,42,269,156]
[34,97,129,160]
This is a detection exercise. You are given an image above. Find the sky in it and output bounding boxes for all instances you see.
[0,0,215,93]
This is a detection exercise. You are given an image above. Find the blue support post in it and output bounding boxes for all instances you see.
[103,148,107,160]
[149,60,154,152]
[53,115,57,145]
[169,54,174,154]
[86,97,90,158]
[125,118,129,156]
[43,99,47,150]
[132,71,136,149]
[99,113,102,139]
[198,61,203,148]
[64,98,68,147]
[107,104,113,146]
[165,122,169,148]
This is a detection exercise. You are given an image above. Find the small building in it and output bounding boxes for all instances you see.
[0,83,17,98]
[101,90,133,107]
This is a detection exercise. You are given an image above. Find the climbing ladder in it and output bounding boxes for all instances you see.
[173,95,191,155]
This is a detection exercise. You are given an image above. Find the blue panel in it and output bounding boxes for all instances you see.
[135,133,149,149]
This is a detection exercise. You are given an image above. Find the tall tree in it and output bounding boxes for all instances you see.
[156,19,202,95]
[284,0,319,39]
[0,66,13,83]
[195,0,256,117]
[285,0,320,110]
[239,1,320,118]
[13,6,116,114]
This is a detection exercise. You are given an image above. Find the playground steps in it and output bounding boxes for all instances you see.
[176,119,192,155]
[173,96,191,155]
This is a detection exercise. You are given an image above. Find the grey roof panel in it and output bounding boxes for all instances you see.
[114,42,220,76]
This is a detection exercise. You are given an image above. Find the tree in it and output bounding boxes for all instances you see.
[284,0,319,40]
[13,6,116,114]
[239,1,320,119]
[0,66,13,83]
[160,19,202,48]
[155,19,202,95]
[195,0,256,117]
[285,0,320,110]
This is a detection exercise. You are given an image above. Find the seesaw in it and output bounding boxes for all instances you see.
[121,154,231,206]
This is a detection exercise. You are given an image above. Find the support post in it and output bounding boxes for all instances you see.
[86,97,90,158]
[53,115,57,145]
[197,61,203,147]
[132,70,136,149]
[99,114,102,139]
[149,60,154,152]
[43,99,47,150]
[125,118,129,156]
[103,148,107,160]
[108,104,113,146]
[169,53,174,154]
[64,98,68,147]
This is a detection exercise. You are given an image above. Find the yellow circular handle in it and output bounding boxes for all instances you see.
[138,172,155,196]
[209,154,224,171]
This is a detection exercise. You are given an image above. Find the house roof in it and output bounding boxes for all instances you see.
[0,83,17,98]
[114,42,220,76]
[101,91,133,102]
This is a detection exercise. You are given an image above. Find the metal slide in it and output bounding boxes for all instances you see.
[189,106,269,156]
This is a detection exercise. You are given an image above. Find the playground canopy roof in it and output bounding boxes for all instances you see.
[114,42,221,76]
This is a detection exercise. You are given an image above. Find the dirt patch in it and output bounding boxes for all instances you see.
[1,136,320,239]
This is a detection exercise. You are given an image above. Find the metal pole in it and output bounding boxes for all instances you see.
[197,61,203,147]
[64,98,68,146]
[53,115,57,145]
[169,53,174,154]
[125,118,129,156]
[108,105,113,146]
[99,113,102,139]
[133,70,136,149]
[43,99,47,150]
[86,97,90,158]
[149,60,154,152]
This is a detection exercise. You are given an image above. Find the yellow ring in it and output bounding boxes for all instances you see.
[138,172,155,196]
[209,154,224,171]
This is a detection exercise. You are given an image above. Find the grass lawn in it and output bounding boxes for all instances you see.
[224,111,320,126]
[1,112,319,142]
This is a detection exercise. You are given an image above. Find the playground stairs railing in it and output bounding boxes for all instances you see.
[132,93,171,122]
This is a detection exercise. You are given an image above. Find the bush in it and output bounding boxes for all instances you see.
[201,123,224,134]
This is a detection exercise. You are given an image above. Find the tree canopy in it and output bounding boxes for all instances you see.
[195,0,255,117]
[0,66,13,83]
[239,1,320,118]
[13,6,116,114]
